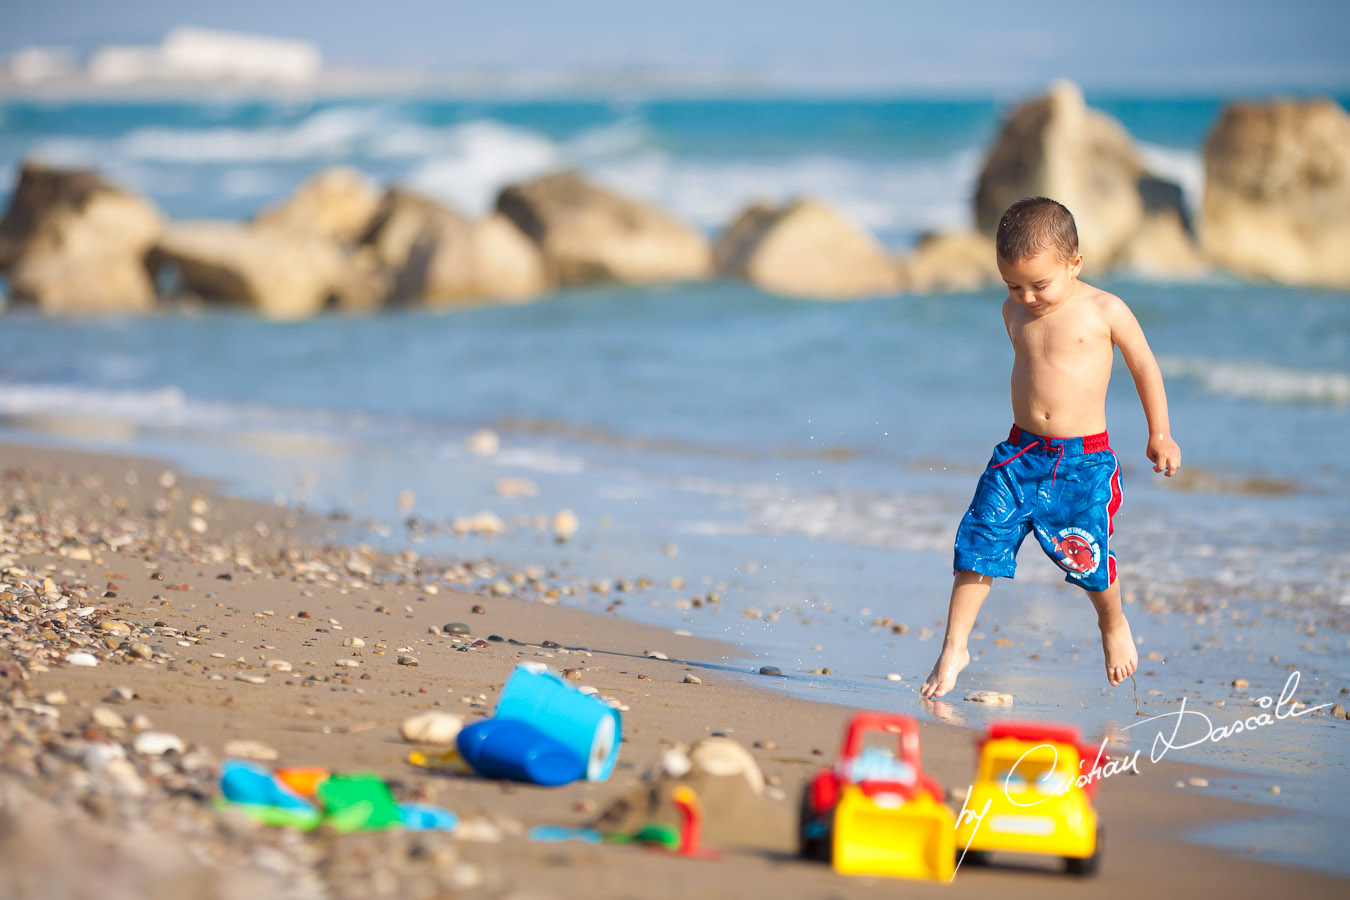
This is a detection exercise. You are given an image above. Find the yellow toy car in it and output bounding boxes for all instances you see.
[799,712,955,881]
[954,721,1104,876]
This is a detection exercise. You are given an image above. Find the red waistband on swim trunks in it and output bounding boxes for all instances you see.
[1008,425,1110,453]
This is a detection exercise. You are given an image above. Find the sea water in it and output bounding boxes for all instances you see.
[0,93,1347,873]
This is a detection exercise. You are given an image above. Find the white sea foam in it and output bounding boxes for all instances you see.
[20,109,977,244]
[587,147,980,241]
[399,115,977,238]
[0,383,189,420]
[219,167,290,199]
[563,116,653,161]
[1160,357,1350,405]
[402,120,560,216]
[117,107,385,163]
[1138,142,1205,213]
[0,383,384,437]
[490,448,586,474]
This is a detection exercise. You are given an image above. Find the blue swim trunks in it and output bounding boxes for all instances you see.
[953,425,1122,592]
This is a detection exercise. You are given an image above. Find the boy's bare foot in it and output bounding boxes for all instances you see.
[920,643,970,699]
[1100,616,1138,686]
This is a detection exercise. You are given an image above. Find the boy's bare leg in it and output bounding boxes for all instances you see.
[919,571,991,699]
[1088,580,1138,686]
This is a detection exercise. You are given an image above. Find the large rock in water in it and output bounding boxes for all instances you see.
[362,188,467,271]
[364,189,548,306]
[974,81,1145,269]
[496,171,711,286]
[900,230,1002,294]
[713,199,901,299]
[396,214,548,307]
[154,222,343,320]
[254,166,381,244]
[1117,178,1206,279]
[1201,99,1350,288]
[0,161,161,313]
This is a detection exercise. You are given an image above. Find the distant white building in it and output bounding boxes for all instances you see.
[87,26,321,86]
[87,46,172,84]
[7,46,79,83]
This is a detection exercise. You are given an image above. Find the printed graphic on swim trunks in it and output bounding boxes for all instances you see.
[1050,527,1100,577]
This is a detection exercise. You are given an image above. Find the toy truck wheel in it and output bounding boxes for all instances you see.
[959,849,990,868]
[1063,824,1103,877]
[797,787,831,862]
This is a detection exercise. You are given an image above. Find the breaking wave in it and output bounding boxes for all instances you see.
[1160,357,1350,405]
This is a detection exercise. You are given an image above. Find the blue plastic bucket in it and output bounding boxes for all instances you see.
[457,718,585,786]
[494,663,622,781]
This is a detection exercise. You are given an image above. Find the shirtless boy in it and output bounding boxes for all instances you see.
[920,197,1181,699]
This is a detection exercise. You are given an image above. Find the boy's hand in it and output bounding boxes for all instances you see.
[1147,434,1181,476]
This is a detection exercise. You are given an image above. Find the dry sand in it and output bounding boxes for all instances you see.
[1,441,1345,899]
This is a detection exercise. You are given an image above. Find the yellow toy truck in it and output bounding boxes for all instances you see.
[798,712,955,881]
[955,720,1104,876]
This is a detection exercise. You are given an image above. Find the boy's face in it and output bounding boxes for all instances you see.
[997,250,1083,316]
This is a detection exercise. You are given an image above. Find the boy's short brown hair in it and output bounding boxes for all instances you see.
[996,197,1079,263]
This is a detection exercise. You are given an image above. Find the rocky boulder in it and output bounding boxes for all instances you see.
[395,213,548,307]
[1201,98,1350,288]
[254,166,382,244]
[497,171,710,286]
[974,81,1145,269]
[361,188,468,272]
[713,199,901,299]
[900,230,1001,294]
[154,222,343,320]
[0,161,161,313]
[1116,179,1205,279]
[331,246,393,314]
[362,189,549,306]
[9,254,158,315]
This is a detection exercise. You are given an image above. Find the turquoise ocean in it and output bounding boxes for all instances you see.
[0,94,1347,872]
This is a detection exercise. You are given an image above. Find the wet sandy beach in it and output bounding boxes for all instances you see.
[2,440,1347,899]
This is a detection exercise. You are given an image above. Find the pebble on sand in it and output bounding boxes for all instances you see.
[104,686,136,703]
[92,707,127,729]
[466,428,500,457]
[65,651,99,667]
[758,666,783,677]
[964,691,1014,705]
[552,509,579,542]
[682,673,702,685]
[495,477,539,498]
[885,673,902,682]
[224,740,279,761]
[133,731,186,755]
[400,712,464,745]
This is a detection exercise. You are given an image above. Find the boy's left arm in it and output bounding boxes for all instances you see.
[1104,296,1181,476]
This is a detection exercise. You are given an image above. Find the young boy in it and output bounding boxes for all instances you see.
[920,197,1181,699]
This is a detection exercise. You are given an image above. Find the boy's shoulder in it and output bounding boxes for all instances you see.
[1075,281,1132,322]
